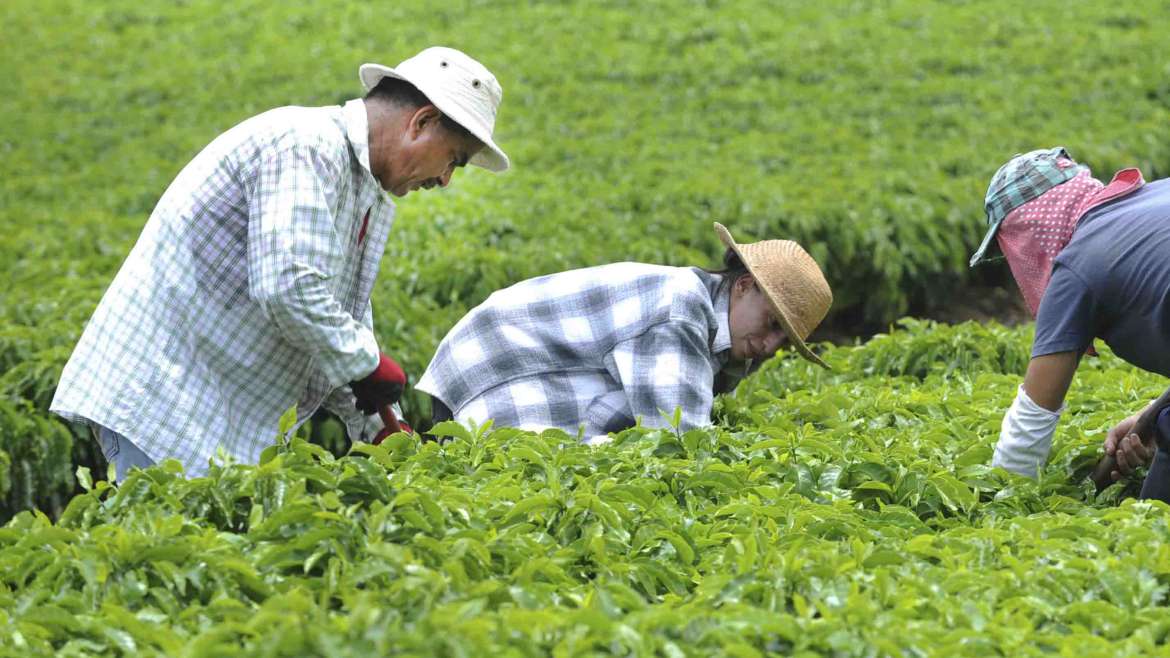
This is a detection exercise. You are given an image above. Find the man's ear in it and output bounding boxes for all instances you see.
[408,105,442,139]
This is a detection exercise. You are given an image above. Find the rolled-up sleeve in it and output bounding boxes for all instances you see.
[604,320,715,431]
[246,146,379,388]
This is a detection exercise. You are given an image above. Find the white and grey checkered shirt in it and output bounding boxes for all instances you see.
[52,99,393,475]
[417,264,750,439]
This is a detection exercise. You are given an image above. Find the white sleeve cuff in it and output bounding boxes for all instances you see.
[992,385,1063,478]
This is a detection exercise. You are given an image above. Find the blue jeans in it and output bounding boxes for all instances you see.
[94,425,156,482]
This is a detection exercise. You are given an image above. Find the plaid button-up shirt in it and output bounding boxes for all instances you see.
[52,99,393,475]
[417,264,750,439]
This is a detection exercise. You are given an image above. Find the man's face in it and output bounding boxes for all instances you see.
[382,106,484,197]
[728,274,788,362]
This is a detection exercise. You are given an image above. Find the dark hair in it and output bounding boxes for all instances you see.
[704,247,750,280]
[364,76,477,143]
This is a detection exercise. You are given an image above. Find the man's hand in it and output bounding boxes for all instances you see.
[350,353,406,415]
[372,404,411,444]
[373,418,412,445]
[1104,408,1154,481]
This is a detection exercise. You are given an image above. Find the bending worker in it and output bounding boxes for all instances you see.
[51,47,510,479]
[417,223,833,442]
[970,147,1170,499]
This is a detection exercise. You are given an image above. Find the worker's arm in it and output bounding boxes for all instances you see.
[997,258,1106,477]
[246,145,380,388]
[1022,351,1080,410]
[993,351,1080,477]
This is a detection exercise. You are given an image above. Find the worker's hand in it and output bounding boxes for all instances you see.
[350,353,406,415]
[1104,408,1154,481]
[373,419,412,445]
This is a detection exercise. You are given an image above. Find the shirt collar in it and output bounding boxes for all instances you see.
[1083,167,1144,214]
[691,267,760,385]
[711,277,733,355]
[690,267,733,354]
[343,99,375,175]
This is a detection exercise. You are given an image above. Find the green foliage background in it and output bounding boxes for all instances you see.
[4,0,1170,424]
[4,1,1170,651]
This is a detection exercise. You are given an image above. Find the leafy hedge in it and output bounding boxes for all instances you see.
[4,0,1170,428]
[3,321,1170,655]
[6,1,1170,650]
[0,400,79,524]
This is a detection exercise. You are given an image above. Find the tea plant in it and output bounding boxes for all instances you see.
[3,321,1169,655]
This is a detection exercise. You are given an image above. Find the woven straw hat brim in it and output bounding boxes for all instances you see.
[713,222,831,369]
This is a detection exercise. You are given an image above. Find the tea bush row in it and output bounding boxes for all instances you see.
[3,321,1169,655]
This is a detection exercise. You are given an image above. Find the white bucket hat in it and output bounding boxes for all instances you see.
[359,46,510,172]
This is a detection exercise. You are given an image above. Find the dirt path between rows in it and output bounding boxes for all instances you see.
[814,284,1033,346]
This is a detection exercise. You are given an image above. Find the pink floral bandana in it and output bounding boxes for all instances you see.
[996,165,1145,318]
[996,166,1103,316]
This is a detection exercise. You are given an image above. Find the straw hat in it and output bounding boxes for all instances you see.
[714,222,833,368]
[360,47,509,172]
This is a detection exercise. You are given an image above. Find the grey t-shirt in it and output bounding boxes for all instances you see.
[1032,178,1170,376]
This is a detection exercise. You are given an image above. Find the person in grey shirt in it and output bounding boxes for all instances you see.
[971,147,1170,498]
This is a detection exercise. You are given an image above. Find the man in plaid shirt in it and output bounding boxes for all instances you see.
[51,47,510,479]
[418,223,833,442]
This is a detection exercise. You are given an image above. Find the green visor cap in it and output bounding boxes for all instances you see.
[969,146,1086,267]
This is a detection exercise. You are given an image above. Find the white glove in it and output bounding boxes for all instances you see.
[993,385,1064,478]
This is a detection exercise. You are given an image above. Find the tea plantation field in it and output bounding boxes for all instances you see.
[4,0,1170,654]
[4,322,1170,656]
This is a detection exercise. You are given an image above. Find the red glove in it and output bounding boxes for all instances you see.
[350,353,406,415]
[374,419,416,440]
[373,406,412,444]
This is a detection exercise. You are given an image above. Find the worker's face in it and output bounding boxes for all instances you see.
[728,273,788,362]
[383,105,483,197]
